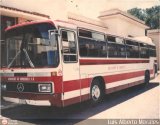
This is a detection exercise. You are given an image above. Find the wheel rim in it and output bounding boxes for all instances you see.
[91,85,100,101]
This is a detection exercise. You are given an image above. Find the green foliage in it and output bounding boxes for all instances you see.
[127,6,160,29]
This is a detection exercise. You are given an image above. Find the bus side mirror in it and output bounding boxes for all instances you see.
[48,29,59,39]
[48,30,59,47]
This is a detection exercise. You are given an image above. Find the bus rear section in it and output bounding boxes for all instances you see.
[78,28,157,103]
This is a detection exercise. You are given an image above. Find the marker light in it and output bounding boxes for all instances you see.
[51,72,57,76]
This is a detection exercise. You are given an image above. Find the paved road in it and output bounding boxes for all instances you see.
[1,75,160,125]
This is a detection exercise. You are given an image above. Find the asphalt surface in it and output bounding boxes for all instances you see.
[0,74,160,125]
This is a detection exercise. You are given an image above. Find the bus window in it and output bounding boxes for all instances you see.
[107,36,126,58]
[92,32,105,41]
[88,39,99,57]
[149,45,156,57]
[126,40,139,58]
[107,36,116,43]
[139,43,149,58]
[79,28,105,41]
[79,29,92,38]
[61,30,77,62]
[98,41,107,57]
[78,29,106,57]
[79,37,88,57]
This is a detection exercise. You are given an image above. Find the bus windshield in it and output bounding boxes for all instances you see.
[5,23,59,68]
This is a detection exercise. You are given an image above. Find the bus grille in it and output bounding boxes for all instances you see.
[4,82,39,93]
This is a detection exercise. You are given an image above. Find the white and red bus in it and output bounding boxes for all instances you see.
[1,20,157,107]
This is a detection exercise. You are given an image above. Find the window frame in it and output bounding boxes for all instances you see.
[78,28,107,58]
[125,39,140,58]
[148,45,156,57]
[78,27,105,41]
[139,42,149,58]
[106,35,126,58]
[60,28,78,63]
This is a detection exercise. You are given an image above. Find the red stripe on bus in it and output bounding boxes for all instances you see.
[2,69,153,93]
[63,69,154,92]
[80,59,149,65]
[63,79,81,92]
[63,79,144,106]
[63,70,145,92]
[150,69,154,74]
[105,71,144,83]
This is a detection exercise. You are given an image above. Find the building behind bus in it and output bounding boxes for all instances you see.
[0,4,159,69]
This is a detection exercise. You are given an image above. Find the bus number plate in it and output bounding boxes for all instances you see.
[19,99,26,104]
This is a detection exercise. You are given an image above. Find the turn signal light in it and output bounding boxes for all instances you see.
[51,72,57,76]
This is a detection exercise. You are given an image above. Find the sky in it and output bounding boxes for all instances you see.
[68,0,160,18]
[1,0,159,19]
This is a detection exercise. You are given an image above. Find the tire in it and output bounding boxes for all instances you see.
[90,79,104,104]
[144,71,150,86]
[154,65,158,77]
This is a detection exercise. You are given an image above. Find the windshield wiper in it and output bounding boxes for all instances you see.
[7,49,35,68]
[7,50,21,68]
[22,48,34,68]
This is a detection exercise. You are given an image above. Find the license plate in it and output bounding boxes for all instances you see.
[19,99,26,104]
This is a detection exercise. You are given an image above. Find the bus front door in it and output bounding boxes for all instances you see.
[60,28,80,106]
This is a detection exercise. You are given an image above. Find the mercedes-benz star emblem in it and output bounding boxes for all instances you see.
[17,83,24,92]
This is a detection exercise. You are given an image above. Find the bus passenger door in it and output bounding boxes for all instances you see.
[60,28,80,106]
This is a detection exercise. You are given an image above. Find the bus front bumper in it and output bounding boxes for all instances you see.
[3,97,51,106]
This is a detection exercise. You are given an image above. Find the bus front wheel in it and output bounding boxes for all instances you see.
[90,79,104,104]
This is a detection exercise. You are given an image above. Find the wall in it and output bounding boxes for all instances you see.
[100,15,147,37]
[98,9,149,37]
[147,29,160,69]
[68,12,108,33]
[1,0,68,20]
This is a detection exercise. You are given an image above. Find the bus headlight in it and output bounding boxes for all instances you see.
[38,84,52,93]
[1,84,7,91]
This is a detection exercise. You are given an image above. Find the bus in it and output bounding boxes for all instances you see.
[1,20,157,107]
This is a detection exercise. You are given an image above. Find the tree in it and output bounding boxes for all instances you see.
[127,6,160,29]
[145,6,160,29]
[127,8,146,21]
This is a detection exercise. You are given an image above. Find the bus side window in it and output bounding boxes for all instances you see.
[108,42,117,57]
[107,35,116,57]
[61,30,77,62]
[126,40,139,58]
[149,45,156,57]
[79,28,106,58]
[139,43,149,58]
[107,36,126,58]
[79,37,88,57]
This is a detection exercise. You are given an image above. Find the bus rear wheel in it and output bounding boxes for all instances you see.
[90,79,104,104]
[144,71,150,86]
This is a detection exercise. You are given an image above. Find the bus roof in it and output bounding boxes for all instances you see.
[5,20,155,46]
[54,20,77,29]
[5,19,77,32]
[5,20,54,31]
[126,36,155,46]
